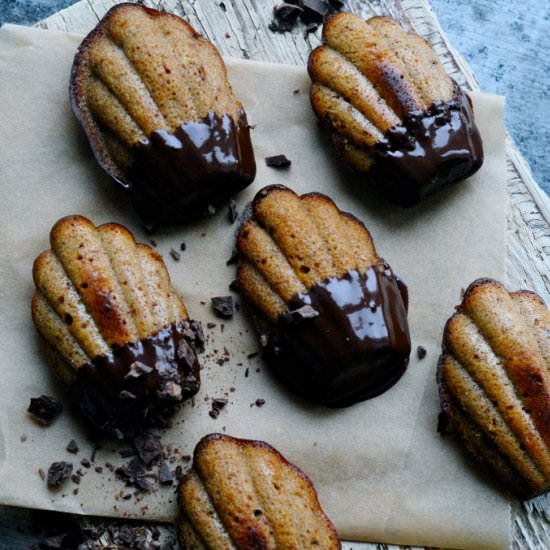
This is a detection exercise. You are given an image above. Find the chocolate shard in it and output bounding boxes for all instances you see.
[211,296,234,319]
[70,3,256,226]
[27,395,63,426]
[47,462,73,487]
[158,461,174,484]
[66,440,79,454]
[133,430,162,465]
[265,154,291,168]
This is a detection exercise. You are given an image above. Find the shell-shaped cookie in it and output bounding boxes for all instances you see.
[177,433,341,549]
[438,278,550,499]
[308,13,483,206]
[32,215,201,436]
[70,3,256,226]
[236,185,411,407]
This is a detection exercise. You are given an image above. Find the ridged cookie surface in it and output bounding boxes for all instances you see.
[236,185,411,407]
[71,3,255,226]
[308,13,483,206]
[178,433,341,549]
[32,215,201,436]
[438,278,550,498]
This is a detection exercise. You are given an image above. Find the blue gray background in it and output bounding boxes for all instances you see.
[1,0,549,195]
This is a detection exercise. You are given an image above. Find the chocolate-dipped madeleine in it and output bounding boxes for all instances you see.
[236,185,411,407]
[70,3,256,226]
[31,215,201,437]
[438,278,550,499]
[178,433,341,549]
[308,13,483,206]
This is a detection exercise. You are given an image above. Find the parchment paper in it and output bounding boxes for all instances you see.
[0,24,510,550]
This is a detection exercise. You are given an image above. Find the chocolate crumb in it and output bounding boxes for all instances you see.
[149,239,157,247]
[119,450,136,459]
[229,279,240,292]
[20,434,27,443]
[212,398,228,411]
[81,458,91,469]
[209,409,220,419]
[247,352,259,360]
[219,1,226,11]
[73,488,79,495]
[180,242,186,251]
[71,474,81,485]
[211,296,234,319]
[95,466,103,474]
[255,399,266,407]
[66,440,79,454]
[27,395,62,426]
[169,248,181,262]
[265,154,291,168]
[38,468,46,481]
[91,445,101,462]
[207,322,217,329]
[245,368,249,378]
[228,199,239,223]
[47,462,73,487]
[225,32,231,39]
[417,346,427,360]
[293,88,300,95]
[122,493,132,500]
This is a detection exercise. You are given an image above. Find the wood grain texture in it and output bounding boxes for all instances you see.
[0,0,548,549]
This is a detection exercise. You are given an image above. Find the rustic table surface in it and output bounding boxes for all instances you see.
[1,1,550,549]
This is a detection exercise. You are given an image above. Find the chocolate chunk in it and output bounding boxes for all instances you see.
[211,296,234,319]
[417,345,427,360]
[116,457,155,492]
[177,339,196,367]
[27,395,63,426]
[265,154,291,168]
[301,0,328,23]
[66,440,79,454]
[255,398,266,407]
[169,248,181,261]
[133,430,162,465]
[125,361,153,379]
[212,398,228,411]
[228,199,239,223]
[47,462,73,487]
[158,461,174,484]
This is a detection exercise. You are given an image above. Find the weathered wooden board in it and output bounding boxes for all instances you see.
[0,0,548,548]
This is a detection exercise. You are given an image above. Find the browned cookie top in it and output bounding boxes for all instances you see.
[178,433,341,549]
[32,215,201,436]
[308,13,483,206]
[236,185,411,407]
[438,278,550,499]
[71,3,255,226]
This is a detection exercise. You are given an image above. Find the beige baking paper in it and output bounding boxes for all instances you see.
[0,23,510,550]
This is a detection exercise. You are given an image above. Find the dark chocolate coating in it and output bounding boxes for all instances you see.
[126,110,256,226]
[262,264,411,407]
[73,321,200,437]
[368,84,483,206]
